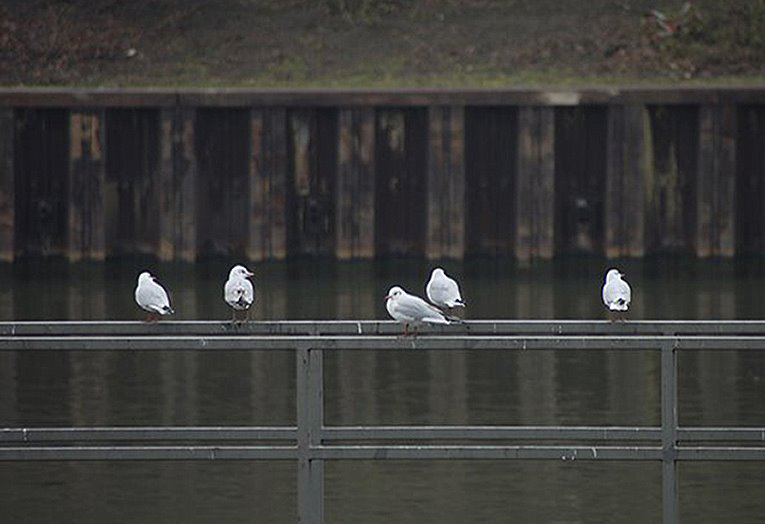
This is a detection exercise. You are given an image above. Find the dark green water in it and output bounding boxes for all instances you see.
[1,257,764,523]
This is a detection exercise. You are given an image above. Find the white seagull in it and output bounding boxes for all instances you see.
[602,268,631,320]
[224,264,255,322]
[385,285,451,336]
[134,271,174,321]
[426,267,466,311]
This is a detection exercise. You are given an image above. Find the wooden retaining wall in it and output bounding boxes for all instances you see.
[1,87,764,261]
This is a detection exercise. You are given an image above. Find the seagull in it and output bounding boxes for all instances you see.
[385,285,451,336]
[602,268,631,321]
[134,271,174,322]
[224,264,255,322]
[426,267,466,312]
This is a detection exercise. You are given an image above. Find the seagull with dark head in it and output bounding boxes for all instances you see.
[385,285,451,336]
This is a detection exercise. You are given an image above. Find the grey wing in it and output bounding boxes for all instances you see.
[225,278,254,309]
[620,280,632,305]
[441,276,462,304]
[603,280,631,306]
[396,294,449,323]
[139,282,171,313]
[428,280,450,305]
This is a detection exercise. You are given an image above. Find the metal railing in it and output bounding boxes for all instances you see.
[2,320,765,523]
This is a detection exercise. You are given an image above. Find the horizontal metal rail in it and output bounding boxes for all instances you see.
[2,321,765,524]
[0,427,297,442]
[4,334,765,351]
[4,320,765,336]
[0,446,297,461]
[3,426,764,444]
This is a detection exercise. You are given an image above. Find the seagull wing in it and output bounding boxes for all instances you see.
[225,277,254,310]
[396,293,450,324]
[138,280,173,314]
[603,279,631,311]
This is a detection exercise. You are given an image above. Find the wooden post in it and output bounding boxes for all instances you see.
[249,107,288,261]
[158,106,197,262]
[516,106,554,262]
[697,104,736,257]
[0,108,13,262]
[427,106,465,260]
[289,109,336,257]
[68,109,106,262]
[605,105,648,258]
[336,108,375,259]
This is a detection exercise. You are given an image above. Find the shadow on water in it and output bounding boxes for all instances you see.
[1,257,764,523]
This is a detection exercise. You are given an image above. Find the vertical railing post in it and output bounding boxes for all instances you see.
[297,346,324,524]
[661,340,678,524]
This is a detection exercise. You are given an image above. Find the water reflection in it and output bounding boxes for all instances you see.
[1,257,765,523]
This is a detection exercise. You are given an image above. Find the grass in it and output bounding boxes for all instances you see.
[2,0,765,88]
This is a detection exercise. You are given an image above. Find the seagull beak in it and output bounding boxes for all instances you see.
[246,271,254,278]
[384,295,391,302]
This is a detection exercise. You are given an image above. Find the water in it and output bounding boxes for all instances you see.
[1,257,765,523]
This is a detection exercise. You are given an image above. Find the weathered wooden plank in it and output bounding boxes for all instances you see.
[697,104,736,257]
[426,106,465,259]
[605,105,648,258]
[13,109,69,257]
[158,106,197,262]
[465,107,517,256]
[104,109,160,257]
[249,107,288,261]
[336,108,375,259]
[0,108,13,262]
[644,105,698,254]
[374,108,427,256]
[289,109,337,257]
[516,106,555,262]
[735,105,765,255]
[195,108,249,257]
[554,107,607,255]
[68,109,105,262]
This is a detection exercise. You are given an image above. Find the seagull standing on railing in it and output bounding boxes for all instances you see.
[224,264,255,323]
[385,285,451,336]
[426,267,466,315]
[602,268,631,321]
[135,272,175,322]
